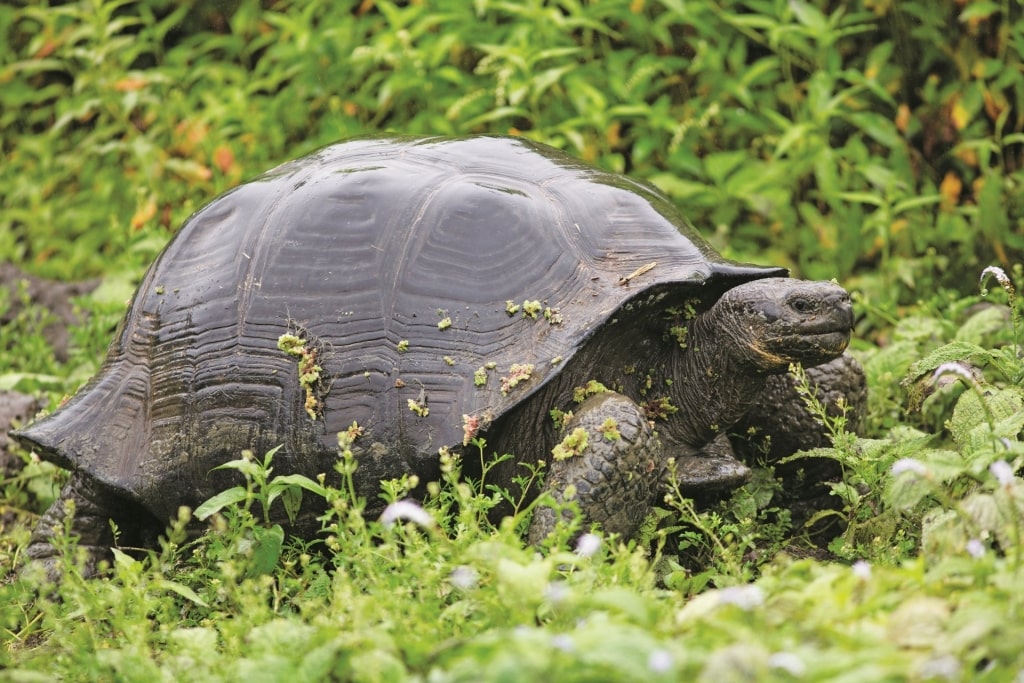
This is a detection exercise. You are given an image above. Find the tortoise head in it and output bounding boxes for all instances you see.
[709,277,854,373]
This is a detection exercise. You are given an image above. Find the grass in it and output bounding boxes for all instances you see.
[3,0,1024,680]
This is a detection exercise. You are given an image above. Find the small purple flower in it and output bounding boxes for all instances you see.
[550,634,574,653]
[891,458,928,477]
[990,460,1015,487]
[448,565,478,590]
[544,581,570,605]
[769,652,806,676]
[852,560,872,581]
[648,649,673,673]
[919,653,961,680]
[379,499,434,528]
[966,539,985,559]
[717,584,765,610]
[575,533,602,557]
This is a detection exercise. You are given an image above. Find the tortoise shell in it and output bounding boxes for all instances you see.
[18,136,784,524]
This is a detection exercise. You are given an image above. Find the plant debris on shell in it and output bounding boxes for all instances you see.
[277,332,323,419]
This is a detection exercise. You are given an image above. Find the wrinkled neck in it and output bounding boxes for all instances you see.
[666,313,766,449]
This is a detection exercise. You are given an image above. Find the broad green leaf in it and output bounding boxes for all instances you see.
[955,305,1010,345]
[110,547,139,573]
[247,524,285,577]
[977,171,1010,240]
[959,2,1001,22]
[647,174,713,201]
[274,485,303,524]
[703,150,747,185]
[788,0,828,34]
[194,486,249,520]
[773,122,814,159]
[158,580,210,607]
[892,195,942,214]
[904,341,990,383]
[271,473,329,498]
[212,456,263,479]
[920,449,970,482]
[838,191,883,207]
[886,466,934,510]
[950,386,1024,449]
[844,111,903,148]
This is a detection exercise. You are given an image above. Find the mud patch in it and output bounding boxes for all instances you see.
[0,263,100,362]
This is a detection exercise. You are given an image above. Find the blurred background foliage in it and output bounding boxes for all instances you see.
[2,0,1021,317]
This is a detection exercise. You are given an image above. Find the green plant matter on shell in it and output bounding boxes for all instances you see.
[407,398,429,417]
[277,332,323,419]
[552,427,589,460]
[522,300,542,319]
[500,363,534,396]
[643,396,678,421]
[573,380,609,404]
[599,417,621,441]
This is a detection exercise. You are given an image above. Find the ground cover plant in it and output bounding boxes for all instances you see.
[2,0,1023,679]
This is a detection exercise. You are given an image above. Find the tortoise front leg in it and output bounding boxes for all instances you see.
[669,433,752,497]
[527,392,664,544]
[730,352,867,536]
[735,352,866,462]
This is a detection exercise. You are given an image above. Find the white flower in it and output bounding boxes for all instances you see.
[716,584,765,610]
[379,499,434,528]
[980,265,1013,291]
[648,649,673,673]
[769,652,806,677]
[852,560,872,581]
[550,634,574,653]
[544,581,570,605]
[575,532,602,557]
[919,653,961,680]
[931,362,978,385]
[966,539,985,559]
[891,458,928,477]
[448,565,478,590]
[990,460,1015,487]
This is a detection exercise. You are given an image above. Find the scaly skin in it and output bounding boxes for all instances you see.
[662,278,854,494]
[527,392,661,543]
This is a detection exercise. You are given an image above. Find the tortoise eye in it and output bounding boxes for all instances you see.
[791,298,813,313]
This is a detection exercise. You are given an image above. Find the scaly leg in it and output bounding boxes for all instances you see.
[528,392,663,544]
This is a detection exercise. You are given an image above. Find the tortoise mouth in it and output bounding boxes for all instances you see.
[800,317,853,337]
[769,329,851,365]
[805,329,851,353]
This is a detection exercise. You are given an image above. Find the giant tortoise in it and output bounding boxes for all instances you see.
[12,136,862,575]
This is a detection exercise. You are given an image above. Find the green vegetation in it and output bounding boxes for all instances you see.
[2,0,1024,679]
